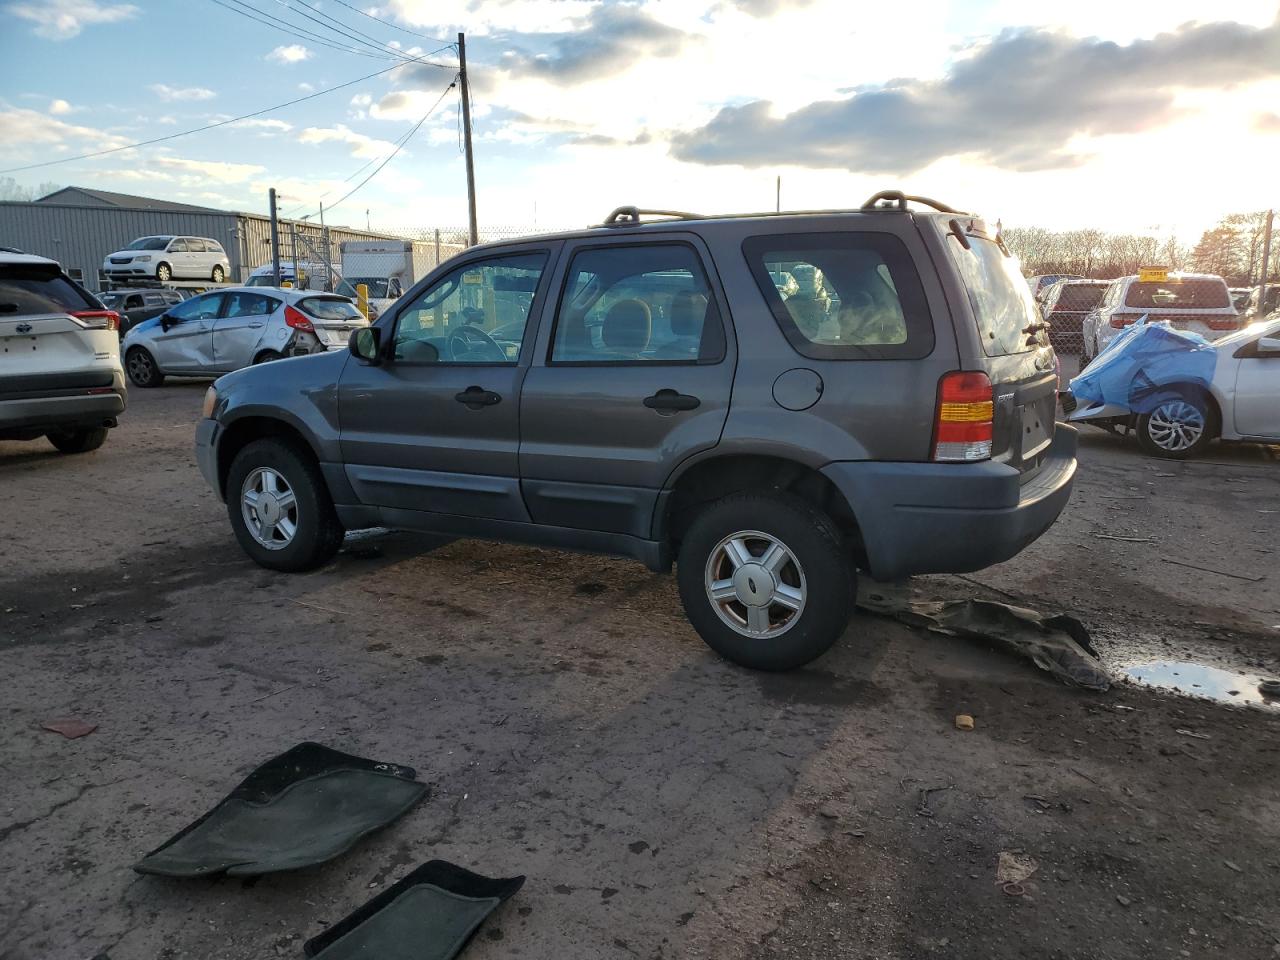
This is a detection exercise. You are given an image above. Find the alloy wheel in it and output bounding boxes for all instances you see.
[1146,399,1205,453]
[704,530,807,638]
[240,467,299,550]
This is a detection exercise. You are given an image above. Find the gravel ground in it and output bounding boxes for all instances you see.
[2,380,1278,960]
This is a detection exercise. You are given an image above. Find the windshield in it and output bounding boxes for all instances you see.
[1125,279,1230,309]
[125,237,171,251]
[348,277,391,298]
[947,234,1044,355]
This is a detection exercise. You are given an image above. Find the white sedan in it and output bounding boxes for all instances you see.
[1067,315,1280,458]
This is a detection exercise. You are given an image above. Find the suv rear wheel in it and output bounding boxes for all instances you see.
[226,437,344,571]
[47,426,108,454]
[676,493,855,671]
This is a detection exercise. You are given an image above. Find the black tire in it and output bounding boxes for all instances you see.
[253,350,284,364]
[47,426,108,454]
[211,264,225,282]
[125,346,164,387]
[225,437,344,572]
[1136,391,1216,460]
[676,493,855,671]
[155,262,172,282]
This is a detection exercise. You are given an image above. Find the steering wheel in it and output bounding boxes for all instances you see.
[446,323,506,362]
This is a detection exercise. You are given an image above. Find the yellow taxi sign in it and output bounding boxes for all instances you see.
[462,271,483,284]
[1138,266,1169,283]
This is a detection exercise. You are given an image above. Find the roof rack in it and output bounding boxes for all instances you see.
[860,190,967,215]
[599,206,704,227]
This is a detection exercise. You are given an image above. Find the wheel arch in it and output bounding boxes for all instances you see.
[656,452,864,564]
[215,414,326,500]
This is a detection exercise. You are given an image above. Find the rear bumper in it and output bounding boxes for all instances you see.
[195,417,221,498]
[821,425,1078,581]
[0,390,126,433]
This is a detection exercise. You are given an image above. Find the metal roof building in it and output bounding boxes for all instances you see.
[0,187,402,288]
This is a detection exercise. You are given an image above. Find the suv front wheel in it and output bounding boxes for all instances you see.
[676,493,855,671]
[226,437,344,571]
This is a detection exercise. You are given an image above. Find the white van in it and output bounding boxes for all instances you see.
[103,236,231,283]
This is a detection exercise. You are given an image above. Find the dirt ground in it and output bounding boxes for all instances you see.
[2,381,1278,960]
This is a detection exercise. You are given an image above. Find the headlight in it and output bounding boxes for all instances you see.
[201,386,218,419]
[135,255,151,262]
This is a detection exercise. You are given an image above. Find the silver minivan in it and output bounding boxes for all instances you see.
[103,236,231,283]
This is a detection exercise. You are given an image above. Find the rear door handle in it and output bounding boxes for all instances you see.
[455,386,502,409]
[643,388,700,412]
[248,322,265,329]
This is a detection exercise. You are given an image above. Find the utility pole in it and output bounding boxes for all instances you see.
[1258,209,1273,317]
[268,188,281,287]
[776,175,780,213]
[458,32,478,247]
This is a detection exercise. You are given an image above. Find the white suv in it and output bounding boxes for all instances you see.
[0,253,127,453]
[1081,272,1239,363]
[103,236,231,284]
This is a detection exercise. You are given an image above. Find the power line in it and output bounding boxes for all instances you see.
[208,0,406,60]
[1,55,445,174]
[260,0,422,62]
[326,0,455,46]
[292,76,458,220]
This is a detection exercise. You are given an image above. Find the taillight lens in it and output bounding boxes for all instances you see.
[1109,312,1141,329]
[72,310,119,331]
[934,371,993,462]
[1207,316,1240,330]
[284,304,314,333]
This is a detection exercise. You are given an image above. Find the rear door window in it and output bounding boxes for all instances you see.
[944,233,1044,356]
[0,264,96,316]
[550,243,724,364]
[223,292,279,318]
[743,232,932,359]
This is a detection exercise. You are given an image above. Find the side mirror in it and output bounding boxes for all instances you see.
[1259,336,1280,355]
[160,313,173,331]
[350,326,382,364]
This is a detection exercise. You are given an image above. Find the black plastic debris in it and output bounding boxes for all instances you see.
[134,742,428,878]
[304,860,525,960]
[859,589,1110,691]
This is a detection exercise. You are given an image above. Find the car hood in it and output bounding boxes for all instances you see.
[214,342,349,395]
[124,316,163,340]
[105,248,155,259]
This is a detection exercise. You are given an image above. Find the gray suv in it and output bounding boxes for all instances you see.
[195,193,1077,670]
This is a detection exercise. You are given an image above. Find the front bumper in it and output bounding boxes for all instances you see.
[821,425,1078,581]
[195,417,221,499]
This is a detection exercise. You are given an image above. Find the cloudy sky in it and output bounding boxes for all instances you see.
[1,0,1277,238]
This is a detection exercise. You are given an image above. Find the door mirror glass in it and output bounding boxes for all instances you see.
[350,326,383,363]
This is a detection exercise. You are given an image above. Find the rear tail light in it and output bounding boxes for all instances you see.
[1207,316,1240,330]
[934,371,993,462]
[72,310,119,331]
[1109,312,1142,329]
[284,304,314,333]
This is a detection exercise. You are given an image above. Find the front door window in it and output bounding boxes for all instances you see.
[393,252,547,364]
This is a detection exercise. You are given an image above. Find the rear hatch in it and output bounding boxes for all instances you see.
[1116,277,1238,339]
[296,295,369,348]
[0,262,118,397]
[939,221,1058,477]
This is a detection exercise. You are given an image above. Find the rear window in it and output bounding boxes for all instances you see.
[946,234,1043,356]
[743,232,933,360]
[1051,283,1108,312]
[1124,279,1230,309]
[0,264,96,317]
[299,296,363,321]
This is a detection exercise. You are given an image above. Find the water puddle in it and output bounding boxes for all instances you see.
[1121,660,1280,712]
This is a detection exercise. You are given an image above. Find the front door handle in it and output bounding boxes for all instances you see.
[455,385,502,409]
[643,388,700,412]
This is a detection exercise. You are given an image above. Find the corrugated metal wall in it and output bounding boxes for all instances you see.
[0,201,407,288]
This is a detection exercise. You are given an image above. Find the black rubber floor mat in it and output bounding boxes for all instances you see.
[134,742,428,878]
[304,860,525,960]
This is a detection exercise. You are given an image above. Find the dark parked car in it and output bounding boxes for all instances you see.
[1040,279,1109,357]
[195,192,1077,671]
[98,288,185,337]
